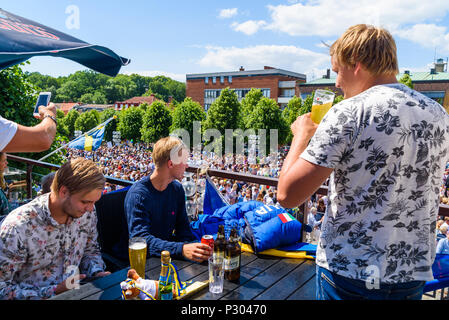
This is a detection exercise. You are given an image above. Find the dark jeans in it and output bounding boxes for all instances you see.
[316,266,425,300]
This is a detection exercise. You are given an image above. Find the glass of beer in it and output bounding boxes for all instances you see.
[311,89,335,124]
[128,237,147,279]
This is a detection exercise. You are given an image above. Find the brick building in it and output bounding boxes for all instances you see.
[186,66,306,110]
[299,60,449,113]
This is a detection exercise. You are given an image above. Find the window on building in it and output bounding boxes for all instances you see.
[228,76,232,83]
[205,77,209,84]
[220,76,224,84]
[212,76,216,84]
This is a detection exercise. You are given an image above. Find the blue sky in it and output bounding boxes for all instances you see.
[5,0,449,82]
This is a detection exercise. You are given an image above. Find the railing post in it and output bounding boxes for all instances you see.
[26,164,33,200]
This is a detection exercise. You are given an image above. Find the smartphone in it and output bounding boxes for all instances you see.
[33,92,51,118]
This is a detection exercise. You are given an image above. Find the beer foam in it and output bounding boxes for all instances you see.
[129,242,147,250]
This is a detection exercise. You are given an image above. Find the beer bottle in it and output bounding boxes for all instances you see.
[158,251,173,300]
[213,225,226,261]
[224,228,241,282]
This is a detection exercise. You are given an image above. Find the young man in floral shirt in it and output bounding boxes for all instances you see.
[0,158,110,299]
[278,24,449,300]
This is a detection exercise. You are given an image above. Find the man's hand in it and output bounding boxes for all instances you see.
[54,273,86,295]
[37,102,56,120]
[290,113,318,142]
[182,243,213,263]
[94,271,111,277]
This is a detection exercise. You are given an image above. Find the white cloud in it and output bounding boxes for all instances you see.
[395,24,449,50]
[219,8,238,19]
[231,20,267,36]
[263,0,449,38]
[197,45,330,80]
[123,70,186,82]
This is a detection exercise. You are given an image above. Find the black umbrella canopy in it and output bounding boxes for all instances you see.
[0,8,130,77]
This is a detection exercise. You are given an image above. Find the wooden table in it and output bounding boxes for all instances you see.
[51,252,316,300]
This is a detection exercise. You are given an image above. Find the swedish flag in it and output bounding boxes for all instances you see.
[68,125,106,151]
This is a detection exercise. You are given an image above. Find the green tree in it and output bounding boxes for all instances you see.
[171,97,206,148]
[282,96,302,144]
[117,107,144,141]
[203,87,241,135]
[399,73,414,89]
[141,101,172,143]
[104,74,138,103]
[246,97,289,148]
[74,110,100,133]
[100,108,119,142]
[62,109,80,138]
[240,88,264,129]
[0,64,38,127]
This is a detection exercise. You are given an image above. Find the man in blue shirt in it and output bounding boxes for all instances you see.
[124,137,212,262]
[436,225,449,255]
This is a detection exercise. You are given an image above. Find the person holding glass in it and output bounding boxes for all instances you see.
[277,24,449,300]
[124,136,212,263]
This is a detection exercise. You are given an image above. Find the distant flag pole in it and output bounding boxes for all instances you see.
[38,115,117,162]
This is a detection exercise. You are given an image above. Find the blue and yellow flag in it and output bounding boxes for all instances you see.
[68,125,106,151]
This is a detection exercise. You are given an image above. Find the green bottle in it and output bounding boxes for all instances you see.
[158,251,173,300]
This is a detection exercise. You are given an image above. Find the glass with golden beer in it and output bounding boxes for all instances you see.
[311,89,335,124]
[128,237,147,279]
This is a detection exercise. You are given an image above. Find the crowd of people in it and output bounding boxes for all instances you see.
[65,142,449,207]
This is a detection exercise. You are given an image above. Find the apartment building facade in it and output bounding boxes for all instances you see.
[186,66,306,111]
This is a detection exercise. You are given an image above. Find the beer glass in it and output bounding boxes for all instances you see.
[310,89,335,124]
[128,237,147,279]
[208,255,224,294]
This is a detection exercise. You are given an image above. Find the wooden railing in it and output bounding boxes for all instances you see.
[6,154,449,219]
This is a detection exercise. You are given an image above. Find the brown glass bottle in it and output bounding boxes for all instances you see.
[224,228,241,282]
[213,225,226,261]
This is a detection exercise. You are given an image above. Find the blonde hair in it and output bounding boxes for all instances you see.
[51,158,105,195]
[440,224,448,235]
[152,136,186,168]
[330,24,398,76]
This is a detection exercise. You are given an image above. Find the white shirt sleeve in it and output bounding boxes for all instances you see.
[0,116,18,151]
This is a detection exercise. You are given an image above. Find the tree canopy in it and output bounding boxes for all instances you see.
[26,70,186,104]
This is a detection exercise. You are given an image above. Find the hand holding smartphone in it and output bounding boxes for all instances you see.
[33,92,52,118]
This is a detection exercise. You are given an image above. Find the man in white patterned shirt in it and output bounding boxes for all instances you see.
[0,158,110,299]
[278,24,449,300]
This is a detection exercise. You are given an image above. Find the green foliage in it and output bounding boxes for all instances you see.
[0,64,38,127]
[399,73,414,89]
[240,88,264,129]
[246,97,289,148]
[141,101,172,143]
[171,97,206,148]
[117,107,144,141]
[145,75,186,103]
[62,109,80,138]
[26,70,185,104]
[203,87,241,135]
[100,108,119,141]
[282,96,302,143]
[74,109,100,133]
[299,94,313,115]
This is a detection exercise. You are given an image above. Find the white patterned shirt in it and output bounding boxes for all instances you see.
[0,193,105,299]
[301,83,449,284]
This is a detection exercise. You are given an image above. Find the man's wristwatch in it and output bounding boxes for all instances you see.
[43,114,57,125]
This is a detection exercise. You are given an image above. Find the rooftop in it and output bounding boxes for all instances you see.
[186,66,306,81]
[302,71,449,86]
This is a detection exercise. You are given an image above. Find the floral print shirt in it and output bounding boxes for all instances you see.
[0,193,106,299]
[301,83,449,284]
